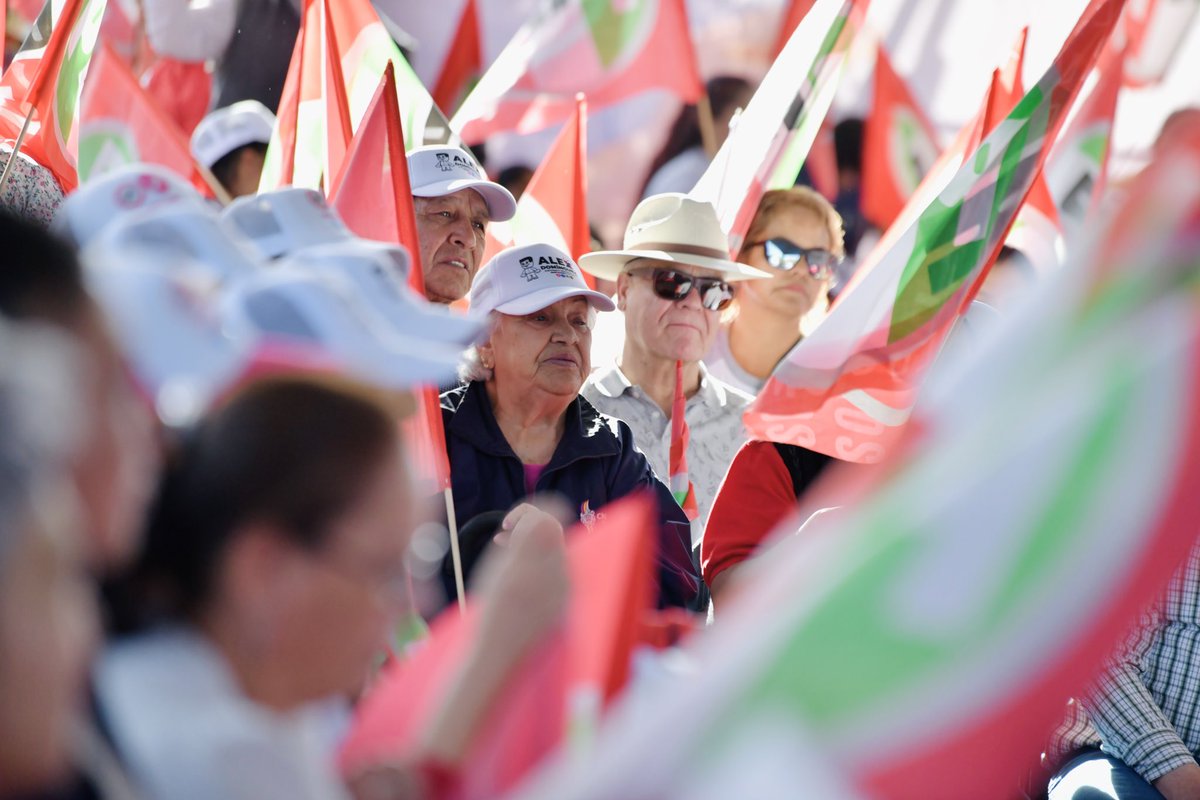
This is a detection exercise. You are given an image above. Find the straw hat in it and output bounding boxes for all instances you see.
[578,193,770,281]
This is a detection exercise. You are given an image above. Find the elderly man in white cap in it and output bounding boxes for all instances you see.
[579,193,769,538]
[406,145,516,306]
[190,100,276,199]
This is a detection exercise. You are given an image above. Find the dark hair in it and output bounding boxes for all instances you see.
[210,141,270,193]
[833,118,864,175]
[639,76,753,199]
[0,210,90,326]
[105,376,401,633]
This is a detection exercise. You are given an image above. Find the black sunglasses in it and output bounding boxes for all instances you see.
[745,238,841,280]
[627,267,735,311]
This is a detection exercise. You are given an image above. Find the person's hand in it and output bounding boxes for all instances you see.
[1154,762,1200,800]
[472,502,569,665]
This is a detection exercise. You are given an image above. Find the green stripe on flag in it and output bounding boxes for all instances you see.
[582,0,651,68]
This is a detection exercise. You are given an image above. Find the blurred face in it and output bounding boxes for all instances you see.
[737,205,834,320]
[227,147,267,199]
[483,297,595,399]
[272,446,415,702]
[414,190,490,305]
[0,482,97,795]
[618,259,725,363]
[71,309,160,571]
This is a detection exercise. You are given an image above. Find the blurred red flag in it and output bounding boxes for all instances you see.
[338,494,658,799]
[861,43,941,230]
[431,0,482,113]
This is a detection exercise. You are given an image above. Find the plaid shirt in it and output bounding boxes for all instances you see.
[1051,543,1200,783]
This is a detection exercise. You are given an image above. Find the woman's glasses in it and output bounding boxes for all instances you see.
[627,267,735,311]
[745,237,841,280]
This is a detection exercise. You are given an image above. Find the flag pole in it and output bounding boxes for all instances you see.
[697,89,718,158]
[0,104,37,195]
[443,486,468,613]
[196,161,234,206]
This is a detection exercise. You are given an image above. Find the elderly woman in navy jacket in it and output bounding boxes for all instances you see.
[442,243,703,610]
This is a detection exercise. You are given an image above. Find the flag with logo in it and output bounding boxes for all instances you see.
[482,94,592,279]
[329,64,453,495]
[669,360,699,521]
[0,0,107,191]
[451,0,703,143]
[76,43,210,194]
[744,0,1123,464]
[340,494,657,798]
[1045,40,1125,238]
[514,100,1200,800]
[689,0,868,255]
[861,42,941,231]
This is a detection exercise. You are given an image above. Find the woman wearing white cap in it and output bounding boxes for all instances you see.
[442,243,703,610]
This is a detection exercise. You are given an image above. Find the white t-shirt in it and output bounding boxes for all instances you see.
[96,628,351,800]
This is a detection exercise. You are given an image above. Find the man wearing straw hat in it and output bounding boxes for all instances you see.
[579,193,768,538]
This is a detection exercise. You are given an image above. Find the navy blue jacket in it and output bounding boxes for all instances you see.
[441,381,704,610]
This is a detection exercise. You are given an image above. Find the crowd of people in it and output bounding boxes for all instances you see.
[3,5,1200,800]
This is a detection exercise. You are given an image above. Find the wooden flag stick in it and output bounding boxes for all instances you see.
[697,89,718,158]
[444,486,467,614]
[0,104,37,195]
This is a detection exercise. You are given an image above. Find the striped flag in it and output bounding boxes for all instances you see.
[744,0,1124,464]
[689,0,868,254]
[670,360,699,521]
[0,0,107,191]
[861,42,941,231]
[482,94,593,287]
[76,43,210,194]
[513,85,1200,800]
[451,0,703,143]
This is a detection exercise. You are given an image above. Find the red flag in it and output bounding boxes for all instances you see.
[259,0,310,190]
[669,360,699,521]
[482,94,592,283]
[861,43,941,230]
[452,0,703,142]
[338,494,657,798]
[772,0,819,59]
[330,64,452,493]
[77,43,212,195]
[320,0,353,190]
[431,0,482,114]
[0,0,104,191]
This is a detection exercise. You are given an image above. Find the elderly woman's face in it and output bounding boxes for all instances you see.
[485,297,595,397]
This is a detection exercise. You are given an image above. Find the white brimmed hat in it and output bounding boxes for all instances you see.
[469,243,616,317]
[222,187,355,260]
[190,100,276,169]
[578,193,770,282]
[286,240,486,347]
[53,164,208,248]
[407,145,517,222]
[220,268,465,390]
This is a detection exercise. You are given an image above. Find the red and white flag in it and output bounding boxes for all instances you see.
[861,42,941,232]
[451,0,703,143]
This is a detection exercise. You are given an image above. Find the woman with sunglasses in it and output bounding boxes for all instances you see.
[579,194,769,533]
[705,187,845,396]
[445,243,704,611]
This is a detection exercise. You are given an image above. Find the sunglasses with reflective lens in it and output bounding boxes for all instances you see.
[746,237,841,280]
[627,267,735,311]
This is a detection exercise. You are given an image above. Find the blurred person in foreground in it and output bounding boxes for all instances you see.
[406,146,516,306]
[99,377,568,800]
[0,211,159,572]
[704,186,845,397]
[0,322,102,799]
[579,194,768,536]
[444,243,704,610]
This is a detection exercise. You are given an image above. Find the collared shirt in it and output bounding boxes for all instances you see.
[582,361,752,543]
[1050,542,1200,783]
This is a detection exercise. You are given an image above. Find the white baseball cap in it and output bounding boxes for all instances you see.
[407,145,517,222]
[53,164,208,248]
[221,187,355,260]
[87,203,262,282]
[469,243,616,317]
[286,240,486,347]
[82,247,253,427]
[220,268,465,391]
[190,100,277,169]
